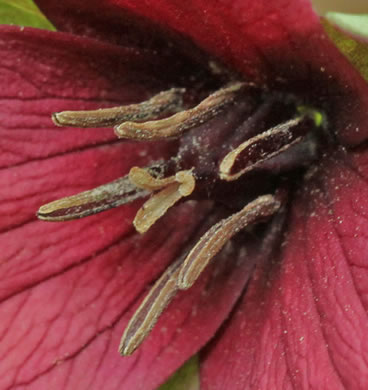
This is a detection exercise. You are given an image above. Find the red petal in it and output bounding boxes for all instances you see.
[201,148,368,389]
[2,102,236,388]
[0,187,259,389]
[0,25,264,389]
[35,0,368,146]
[34,0,170,47]
[0,123,277,388]
[32,0,334,84]
[0,202,208,390]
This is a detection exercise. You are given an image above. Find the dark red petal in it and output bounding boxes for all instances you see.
[0,189,260,390]
[109,0,368,147]
[0,25,221,389]
[0,202,208,390]
[33,0,330,84]
[34,0,170,47]
[201,148,368,389]
[35,0,368,146]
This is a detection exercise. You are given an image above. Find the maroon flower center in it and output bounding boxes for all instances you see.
[37,77,324,355]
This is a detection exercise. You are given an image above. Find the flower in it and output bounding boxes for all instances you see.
[1,0,368,389]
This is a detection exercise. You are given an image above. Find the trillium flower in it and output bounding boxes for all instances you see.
[1,0,368,389]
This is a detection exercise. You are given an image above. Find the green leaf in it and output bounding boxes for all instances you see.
[322,18,368,82]
[326,12,368,39]
[0,0,55,30]
[158,356,200,390]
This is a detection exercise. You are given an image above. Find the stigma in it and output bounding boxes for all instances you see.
[37,80,322,355]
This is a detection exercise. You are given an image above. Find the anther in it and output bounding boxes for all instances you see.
[177,194,281,289]
[52,88,185,128]
[129,166,178,191]
[219,116,313,181]
[132,168,196,233]
[37,175,149,221]
[119,259,182,356]
[114,82,245,140]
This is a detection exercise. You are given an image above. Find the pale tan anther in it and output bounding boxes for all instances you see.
[129,166,177,191]
[37,176,148,221]
[115,82,245,140]
[119,259,182,355]
[175,170,196,196]
[52,88,185,128]
[132,168,195,233]
[177,194,281,289]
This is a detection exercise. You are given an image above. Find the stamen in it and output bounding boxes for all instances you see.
[219,116,313,181]
[133,169,195,233]
[52,88,185,128]
[177,194,281,289]
[37,176,148,221]
[119,259,182,356]
[114,82,245,140]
